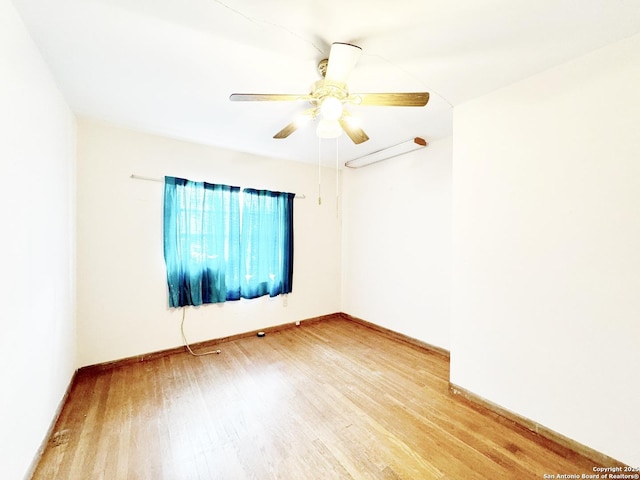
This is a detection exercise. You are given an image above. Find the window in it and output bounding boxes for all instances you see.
[240,188,294,300]
[163,176,294,307]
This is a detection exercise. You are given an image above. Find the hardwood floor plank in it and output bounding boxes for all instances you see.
[32,318,613,479]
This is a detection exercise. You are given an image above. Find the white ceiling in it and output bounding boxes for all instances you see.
[12,0,640,165]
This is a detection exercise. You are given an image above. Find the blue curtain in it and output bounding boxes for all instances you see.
[163,176,241,307]
[240,189,295,299]
[163,178,294,308]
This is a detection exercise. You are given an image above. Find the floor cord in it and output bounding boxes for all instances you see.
[181,308,221,357]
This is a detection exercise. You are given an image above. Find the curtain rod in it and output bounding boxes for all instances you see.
[130,174,306,199]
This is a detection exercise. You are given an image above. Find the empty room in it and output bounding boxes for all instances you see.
[2,0,639,478]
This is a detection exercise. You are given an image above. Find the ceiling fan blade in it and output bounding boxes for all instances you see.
[273,122,299,139]
[230,93,309,102]
[325,42,362,86]
[339,118,369,144]
[351,92,430,107]
[273,108,318,139]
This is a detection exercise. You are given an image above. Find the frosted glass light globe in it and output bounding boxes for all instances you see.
[320,96,343,121]
[316,119,343,138]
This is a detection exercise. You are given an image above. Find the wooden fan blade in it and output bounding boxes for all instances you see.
[230,93,308,102]
[352,92,430,107]
[273,108,318,139]
[339,119,370,144]
[325,42,362,86]
[273,122,299,139]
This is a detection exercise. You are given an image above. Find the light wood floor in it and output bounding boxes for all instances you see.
[33,317,604,479]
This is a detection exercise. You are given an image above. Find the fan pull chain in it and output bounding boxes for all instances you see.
[335,137,339,219]
[317,136,322,205]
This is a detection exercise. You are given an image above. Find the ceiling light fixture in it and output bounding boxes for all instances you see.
[316,118,343,139]
[293,113,312,128]
[344,137,428,169]
[341,114,361,128]
[319,96,343,121]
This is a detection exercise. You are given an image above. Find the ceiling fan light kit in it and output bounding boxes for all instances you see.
[316,119,343,139]
[229,42,430,144]
[319,96,343,121]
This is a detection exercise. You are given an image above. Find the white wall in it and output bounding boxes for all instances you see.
[451,33,640,466]
[342,137,452,350]
[76,119,342,367]
[0,1,77,479]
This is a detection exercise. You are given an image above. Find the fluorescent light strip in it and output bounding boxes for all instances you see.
[344,137,427,169]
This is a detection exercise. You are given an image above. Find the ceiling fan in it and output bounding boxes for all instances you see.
[229,42,429,144]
